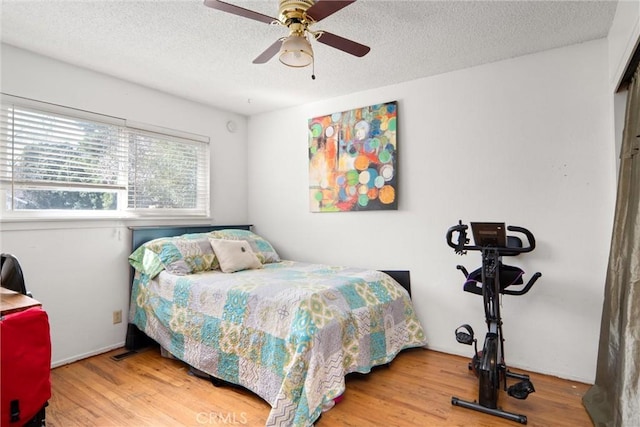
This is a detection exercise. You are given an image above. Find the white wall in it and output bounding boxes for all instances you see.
[0,39,618,383]
[0,44,249,366]
[247,39,616,383]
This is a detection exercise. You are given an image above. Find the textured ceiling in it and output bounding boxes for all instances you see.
[1,0,618,116]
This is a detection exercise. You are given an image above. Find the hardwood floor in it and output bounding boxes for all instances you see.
[46,346,592,426]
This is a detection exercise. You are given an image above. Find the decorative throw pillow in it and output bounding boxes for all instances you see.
[129,233,218,277]
[209,238,262,273]
[129,243,166,277]
[209,229,280,264]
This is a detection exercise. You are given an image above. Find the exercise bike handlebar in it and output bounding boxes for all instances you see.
[446,221,470,254]
[446,221,536,255]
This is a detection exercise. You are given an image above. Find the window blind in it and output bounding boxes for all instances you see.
[0,104,127,188]
[127,128,209,211]
[0,95,210,217]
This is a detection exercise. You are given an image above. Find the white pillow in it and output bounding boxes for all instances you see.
[209,238,262,273]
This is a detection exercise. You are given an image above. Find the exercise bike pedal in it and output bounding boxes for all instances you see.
[507,380,535,400]
[455,324,475,345]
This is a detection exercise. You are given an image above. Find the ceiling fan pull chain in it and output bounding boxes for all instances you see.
[311,54,316,80]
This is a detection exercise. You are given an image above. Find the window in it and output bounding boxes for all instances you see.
[0,95,210,219]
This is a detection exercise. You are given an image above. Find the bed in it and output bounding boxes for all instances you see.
[126,225,427,426]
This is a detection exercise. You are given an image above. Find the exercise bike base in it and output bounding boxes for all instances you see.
[451,396,528,424]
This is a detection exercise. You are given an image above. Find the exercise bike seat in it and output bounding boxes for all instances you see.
[463,263,524,295]
[462,234,525,295]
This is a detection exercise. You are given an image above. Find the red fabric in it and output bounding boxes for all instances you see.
[1,307,51,427]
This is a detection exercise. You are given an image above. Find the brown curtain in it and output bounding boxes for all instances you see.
[582,64,640,426]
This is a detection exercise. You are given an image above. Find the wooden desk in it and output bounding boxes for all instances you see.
[1,287,41,316]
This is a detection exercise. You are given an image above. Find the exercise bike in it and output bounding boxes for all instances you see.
[446,221,542,424]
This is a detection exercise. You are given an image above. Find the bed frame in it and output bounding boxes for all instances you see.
[125,224,412,350]
[129,224,253,252]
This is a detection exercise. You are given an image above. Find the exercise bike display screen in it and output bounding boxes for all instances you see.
[471,222,507,247]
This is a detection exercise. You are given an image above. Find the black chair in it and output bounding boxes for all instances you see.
[1,253,30,296]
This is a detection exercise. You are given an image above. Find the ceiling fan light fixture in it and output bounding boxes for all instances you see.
[279,33,313,68]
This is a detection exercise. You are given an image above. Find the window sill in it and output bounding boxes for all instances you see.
[0,216,216,232]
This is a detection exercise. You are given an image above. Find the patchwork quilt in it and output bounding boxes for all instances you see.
[129,260,426,426]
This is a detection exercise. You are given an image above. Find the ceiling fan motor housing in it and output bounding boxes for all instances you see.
[279,0,315,25]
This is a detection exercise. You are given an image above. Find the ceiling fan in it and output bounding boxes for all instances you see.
[203,0,370,69]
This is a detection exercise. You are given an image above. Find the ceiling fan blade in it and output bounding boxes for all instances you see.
[203,0,276,25]
[316,31,370,57]
[306,0,357,22]
[253,39,284,64]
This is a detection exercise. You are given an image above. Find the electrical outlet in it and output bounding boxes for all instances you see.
[113,310,122,324]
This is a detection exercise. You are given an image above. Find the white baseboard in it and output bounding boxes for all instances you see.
[51,342,125,368]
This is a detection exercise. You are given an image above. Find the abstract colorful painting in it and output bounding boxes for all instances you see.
[308,101,398,212]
